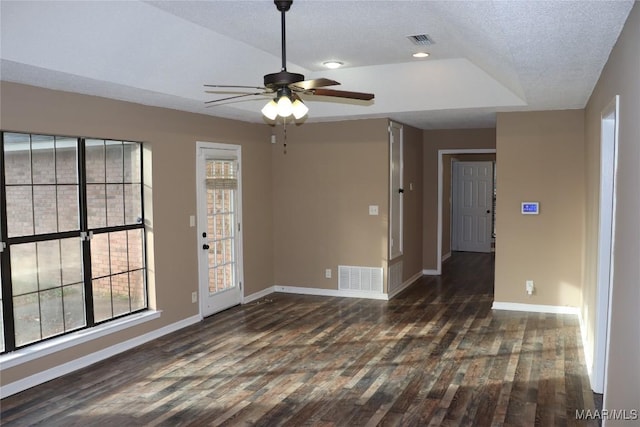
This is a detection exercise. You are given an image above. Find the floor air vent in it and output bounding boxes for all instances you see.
[338,266,383,293]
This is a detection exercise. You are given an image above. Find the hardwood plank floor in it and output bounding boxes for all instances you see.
[0,252,597,426]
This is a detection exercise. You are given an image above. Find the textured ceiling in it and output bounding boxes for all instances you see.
[0,1,634,130]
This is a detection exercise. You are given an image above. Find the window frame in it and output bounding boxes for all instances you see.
[0,131,148,354]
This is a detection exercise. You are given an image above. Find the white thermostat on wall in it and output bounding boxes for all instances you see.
[521,202,540,215]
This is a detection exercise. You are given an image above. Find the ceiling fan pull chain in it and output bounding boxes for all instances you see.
[283,118,288,154]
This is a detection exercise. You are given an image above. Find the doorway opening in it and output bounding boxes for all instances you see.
[436,149,496,275]
[451,160,495,254]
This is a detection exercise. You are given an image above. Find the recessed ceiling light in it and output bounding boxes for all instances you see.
[413,52,430,58]
[323,61,343,69]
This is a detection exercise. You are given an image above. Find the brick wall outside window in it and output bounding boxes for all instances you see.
[1,133,146,351]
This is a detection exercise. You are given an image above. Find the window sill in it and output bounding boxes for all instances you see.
[0,310,161,370]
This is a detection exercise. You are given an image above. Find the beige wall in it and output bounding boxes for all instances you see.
[422,129,496,269]
[583,3,640,418]
[494,110,584,307]
[271,119,390,290]
[0,82,274,386]
[0,82,405,389]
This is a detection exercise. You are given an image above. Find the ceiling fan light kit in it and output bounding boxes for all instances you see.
[203,0,374,123]
[261,87,309,120]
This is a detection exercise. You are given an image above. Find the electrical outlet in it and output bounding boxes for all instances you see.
[325,269,332,279]
[526,280,534,295]
[192,291,198,303]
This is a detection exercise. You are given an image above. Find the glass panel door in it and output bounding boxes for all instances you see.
[197,145,242,317]
[206,159,237,294]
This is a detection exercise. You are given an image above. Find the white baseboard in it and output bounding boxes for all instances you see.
[493,302,594,391]
[1,310,162,370]
[423,269,440,276]
[577,309,595,390]
[388,271,423,299]
[274,285,388,301]
[244,286,275,304]
[0,314,201,399]
[491,301,580,315]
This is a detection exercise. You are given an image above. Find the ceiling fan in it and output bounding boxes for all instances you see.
[204,0,374,121]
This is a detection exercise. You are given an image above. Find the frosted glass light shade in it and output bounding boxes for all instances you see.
[261,100,278,120]
[276,95,293,117]
[292,99,309,119]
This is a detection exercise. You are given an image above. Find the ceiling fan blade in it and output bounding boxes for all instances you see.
[205,92,264,105]
[310,88,375,101]
[204,84,266,90]
[290,78,340,91]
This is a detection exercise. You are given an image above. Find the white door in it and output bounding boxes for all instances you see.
[452,161,493,253]
[196,143,243,317]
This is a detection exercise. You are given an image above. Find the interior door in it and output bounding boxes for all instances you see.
[197,144,243,317]
[452,161,493,253]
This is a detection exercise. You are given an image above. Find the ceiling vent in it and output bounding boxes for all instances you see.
[407,34,435,46]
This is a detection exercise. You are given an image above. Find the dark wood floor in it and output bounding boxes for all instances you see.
[1,252,597,426]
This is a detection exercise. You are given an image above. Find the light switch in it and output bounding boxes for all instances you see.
[189,215,196,227]
[369,205,379,216]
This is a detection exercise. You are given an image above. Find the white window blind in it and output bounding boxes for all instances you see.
[206,160,237,190]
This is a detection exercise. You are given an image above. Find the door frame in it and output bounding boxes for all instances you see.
[451,160,494,253]
[592,95,619,394]
[389,121,404,260]
[434,148,496,275]
[195,141,244,318]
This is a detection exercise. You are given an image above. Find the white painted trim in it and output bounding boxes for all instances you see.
[578,310,594,384]
[243,287,276,304]
[195,142,244,316]
[0,310,161,370]
[0,314,200,399]
[494,302,592,386]
[442,252,452,262]
[452,161,494,253]
[592,95,619,395]
[388,271,423,299]
[274,285,389,301]
[436,149,496,275]
[423,269,439,276]
[491,301,580,315]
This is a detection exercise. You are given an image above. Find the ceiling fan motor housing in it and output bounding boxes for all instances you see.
[274,0,293,12]
[264,71,305,90]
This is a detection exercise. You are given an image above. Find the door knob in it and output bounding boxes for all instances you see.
[203,244,210,250]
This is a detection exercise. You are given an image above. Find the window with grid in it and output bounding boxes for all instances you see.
[0,132,147,353]
[206,159,237,294]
